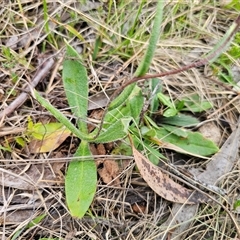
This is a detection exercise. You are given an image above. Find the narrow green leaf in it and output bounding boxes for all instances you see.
[150,78,162,114]
[11,214,46,240]
[65,140,97,218]
[183,101,212,112]
[134,1,164,76]
[62,43,88,133]
[182,94,213,112]
[33,90,93,141]
[141,126,156,137]
[108,84,136,111]
[27,214,46,228]
[133,134,167,164]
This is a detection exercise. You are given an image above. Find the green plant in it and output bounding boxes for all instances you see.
[32,1,164,218]
[31,3,239,219]
[157,92,213,117]
[11,214,46,240]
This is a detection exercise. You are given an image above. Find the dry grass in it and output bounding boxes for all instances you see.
[0,1,240,239]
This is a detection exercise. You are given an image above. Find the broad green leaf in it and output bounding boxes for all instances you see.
[160,113,199,127]
[65,140,97,218]
[161,125,188,138]
[15,137,26,147]
[95,118,132,143]
[163,108,178,117]
[62,43,88,133]
[155,128,219,156]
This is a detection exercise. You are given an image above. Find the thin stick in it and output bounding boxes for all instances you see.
[0,58,55,120]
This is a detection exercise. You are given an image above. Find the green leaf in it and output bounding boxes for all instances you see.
[155,128,219,156]
[134,1,164,76]
[33,90,93,141]
[62,43,88,133]
[28,122,70,140]
[163,108,178,117]
[162,125,188,138]
[149,78,162,113]
[225,0,240,11]
[133,135,167,165]
[160,113,200,127]
[95,118,132,143]
[182,94,213,112]
[27,214,46,228]
[127,85,144,120]
[94,85,144,133]
[108,84,136,111]
[233,199,240,210]
[65,140,97,218]
[157,92,175,109]
[141,126,156,137]
[11,214,46,240]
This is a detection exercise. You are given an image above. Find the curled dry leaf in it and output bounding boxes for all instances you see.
[91,143,130,186]
[98,160,121,186]
[131,143,208,204]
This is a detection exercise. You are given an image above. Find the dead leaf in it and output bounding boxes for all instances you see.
[98,160,121,186]
[131,142,208,204]
[28,122,71,153]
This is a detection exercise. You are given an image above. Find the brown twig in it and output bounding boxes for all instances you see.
[0,58,55,120]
